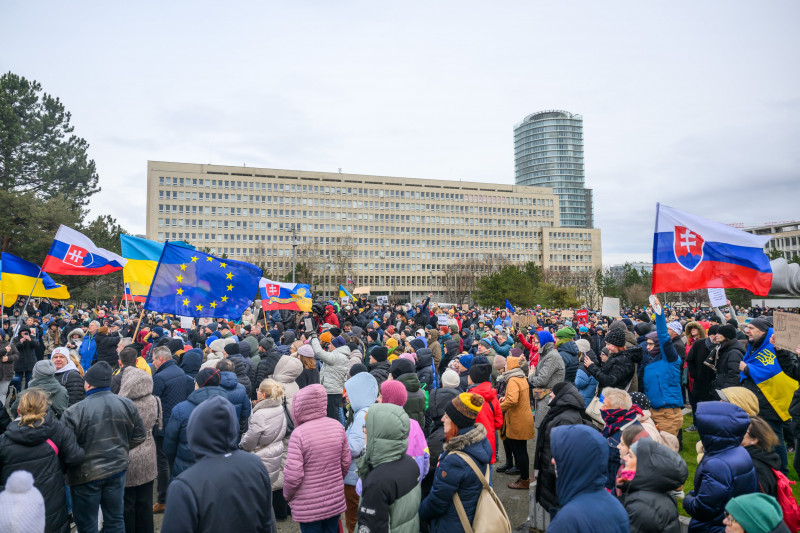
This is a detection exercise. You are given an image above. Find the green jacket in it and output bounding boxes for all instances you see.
[356,403,421,533]
[11,375,69,419]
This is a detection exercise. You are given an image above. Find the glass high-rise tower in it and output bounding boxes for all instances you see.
[514,110,593,228]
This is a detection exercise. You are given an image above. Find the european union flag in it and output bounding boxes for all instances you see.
[144,243,262,319]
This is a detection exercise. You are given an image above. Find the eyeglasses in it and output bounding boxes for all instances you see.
[724,512,737,525]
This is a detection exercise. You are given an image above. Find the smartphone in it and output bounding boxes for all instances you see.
[304,318,314,332]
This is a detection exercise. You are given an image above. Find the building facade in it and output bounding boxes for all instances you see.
[514,110,593,229]
[744,222,800,260]
[146,161,602,298]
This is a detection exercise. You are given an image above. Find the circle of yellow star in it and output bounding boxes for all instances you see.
[220,262,227,268]
[220,295,229,302]
[180,264,187,271]
[209,302,217,308]
[195,304,203,311]
[191,256,198,263]
[206,256,213,262]
[226,284,234,291]
[176,275,183,283]
[225,272,234,279]
[182,298,190,306]
[176,288,184,295]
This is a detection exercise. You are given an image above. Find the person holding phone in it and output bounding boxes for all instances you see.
[13,325,39,390]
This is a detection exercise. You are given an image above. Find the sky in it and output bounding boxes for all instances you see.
[2,1,799,266]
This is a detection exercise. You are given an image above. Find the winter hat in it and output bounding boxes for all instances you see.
[725,493,785,533]
[458,353,474,370]
[0,470,45,533]
[50,346,70,359]
[635,312,651,323]
[621,318,634,328]
[331,336,347,348]
[445,392,484,429]
[371,346,389,362]
[196,368,221,387]
[85,361,113,388]
[205,322,218,332]
[32,360,56,381]
[509,348,523,359]
[748,317,771,333]
[605,328,627,348]
[259,337,274,351]
[556,327,576,339]
[349,363,368,377]
[575,339,591,354]
[367,331,379,342]
[399,353,416,363]
[389,358,415,379]
[718,387,759,416]
[385,338,398,351]
[634,322,652,337]
[629,391,650,411]
[717,325,737,340]
[152,326,164,337]
[707,325,720,337]
[223,342,240,356]
[645,331,659,342]
[297,344,314,358]
[346,341,359,352]
[409,338,426,352]
[666,321,683,335]
[478,338,492,349]
[441,369,460,388]
[319,331,333,344]
[579,326,589,333]
[469,360,492,384]
[329,327,342,338]
[492,355,506,372]
[536,330,555,346]
[381,380,408,406]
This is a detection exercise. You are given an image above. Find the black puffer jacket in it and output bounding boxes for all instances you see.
[0,414,85,533]
[711,339,745,390]
[368,360,390,386]
[587,346,640,391]
[533,383,594,511]
[254,340,280,387]
[94,331,121,366]
[55,367,85,406]
[686,338,717,403]
[746,444,781,498]
[12,334,38,372]
[397,373,426,428]
[415,348,434,391]
[227,354,253,397]
[558,340,580,384]
[620,438,688,533]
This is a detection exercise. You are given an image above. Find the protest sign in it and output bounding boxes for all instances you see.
[774,311,800,351]
[561,310,574,319]
[575,309,589,324]
[707,288,727,308]
[437,313,448,326]
[179,316,193,329]
[602,297,621,318]
[340,296,351,305]
[376,295,388,305]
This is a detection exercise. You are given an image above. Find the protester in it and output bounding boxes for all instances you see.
[10,359,69,419]
[724,493,792,533]
[583,327,638,391]
[13,325,39,390]
[381,379,430,482]
[296,343,321,389]
[0,338,19,405]
[389,358,426,428]
[0,470,46,533]
[498,354,534,489]
[310,333,351,421]
[600,387,643,490]
[216,358,251,437]
[529,330,566,429]
[466,356,503,471]
[742,416,781,498]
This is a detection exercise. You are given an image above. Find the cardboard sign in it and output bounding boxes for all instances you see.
[376,296,388,305]
[340,297,351,305]
[197,317,212,327]
[708,288,727,308]
[514,315,539,330]
[561,310,574,319]
[774,311,800,351]
[437,314,448,326]
[602,297,621,318]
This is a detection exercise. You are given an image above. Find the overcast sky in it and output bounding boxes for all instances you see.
[3,1,798,266]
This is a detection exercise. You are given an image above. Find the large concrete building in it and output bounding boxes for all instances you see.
[514,110,594,229]
[146,161,602,298]
[744,221,800,260]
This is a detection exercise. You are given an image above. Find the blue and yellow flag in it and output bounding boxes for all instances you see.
[121,235,195,297]
[740,329,797,421]
[1,253,70,300]
[338,284,355,301]
[144,243,262,319]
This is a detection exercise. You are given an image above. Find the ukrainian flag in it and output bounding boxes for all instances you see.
[0,263,17,307]
[0,253,70,299]
[339,284,355,301]
[120,235,194,297]
[741,328,798,421]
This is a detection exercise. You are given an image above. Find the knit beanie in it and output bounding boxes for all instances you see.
[536,330,555,346]
[330,327,342,338]
[707,325,720,337]
[381,380,408,406]
[441,369,460,388]
[717,325,737,340]
[152,326,164,337]
[556,327,576,340]
[749,317,771,333]
[349,363,368,377]
[605,328,627,347]
[297,344,314,358]
[478,338,492,349]
[32,360,56,381]
[346,342,359,352]
[409,338,426,352]
[492,355,506,372]
[509,348,523,359]
[469,361,492,384]
[445,393,484,429]
[666,321,683,335]
[331,336,347,348]
[725,493,785,533]
[223,343,240,356]
[635,312,651,323]
[629,391,650,411]
[258,337,274,351]
[85,361,112,388]
[458,353,474,370]
[319,331,333,344]
[389,358,415,379]
[718,387,759,417]
[399,353,416,363]
[385,338,398,351]
[196,367,221,387]
[0,470,45,533]
[367,331,379,342]
[371,346,389,362]
[575,339,591,354]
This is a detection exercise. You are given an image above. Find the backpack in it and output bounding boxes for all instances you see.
[451,451,512,533]
[770,467,800,532]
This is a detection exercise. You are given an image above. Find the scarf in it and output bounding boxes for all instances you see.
[601,408,638,438]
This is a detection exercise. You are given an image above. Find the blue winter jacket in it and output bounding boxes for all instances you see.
[558,341,580,384]
[642,311,683,409]
[218,371,252,436]
[344,372,379,486]
[574,368,598,409]
[683,402,758,533]
[548,424,629,533]
[78,333,97,371]
[419,424,492,533]
[163,385,229,477]
[152,359,194,437]
[490,338,513,357]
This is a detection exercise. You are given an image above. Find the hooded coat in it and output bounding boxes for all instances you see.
[683,402,758,533]
[283,384,351,523]
[621,439,688,533]
[0,414,85,533]
[419,424,492,533]
[415,348,435,391]
[547,425,629,533]
[344,372,379,486]
[219,371,251,437]
[427,329,442,368]
[711,339,745,390]
[161,396,274,533]
[272,355,303,411]
[467,381,503,464]
[178,348,203,379]
[557,340,580,384]
[310,338,351,395]
[528,342,566,429]
[0,340,19,381]
[239,396,287,490]
[152,358,194,438]
[397,372,427,428]
[356,403,421,533]
[163,385,229,477]
[118,368,162,488]
[255,337,280,387]
[499,366,534,441]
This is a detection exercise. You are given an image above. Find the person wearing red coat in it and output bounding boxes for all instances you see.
[466,356,503,468]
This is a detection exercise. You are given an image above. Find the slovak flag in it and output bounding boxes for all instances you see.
[652,204,773,296]
[42,225,127,276]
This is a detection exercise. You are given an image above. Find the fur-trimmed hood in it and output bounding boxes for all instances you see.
[444,423,487,453]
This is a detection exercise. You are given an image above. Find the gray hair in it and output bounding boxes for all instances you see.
[118,337,133,349]
[89,320,100,328]
[152,346,171,363]
[601,387,632,410]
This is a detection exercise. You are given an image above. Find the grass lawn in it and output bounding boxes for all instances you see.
[676,413,799,517]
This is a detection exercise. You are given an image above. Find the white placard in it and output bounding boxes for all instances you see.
[437,313,448,326]
[377,296,389,305]
[707,288,727,308]
[340,297,351,305]
[602,297,621,318]
[179,316,194,329]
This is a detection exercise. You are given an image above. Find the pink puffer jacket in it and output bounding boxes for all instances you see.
[283,384,351,523]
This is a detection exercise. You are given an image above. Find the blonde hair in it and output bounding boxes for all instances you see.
[69,353,85,376]
[18,388,48,428]
[602,387,632,410]
[258,379,285,399]
[290,340,303,354]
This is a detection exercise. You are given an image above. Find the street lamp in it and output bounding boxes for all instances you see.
[327,261,332,301]
[429,270,433,297]
[285,226,301,284]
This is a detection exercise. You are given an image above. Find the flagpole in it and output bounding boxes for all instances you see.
[132,308,146,340]
[124,283,130,317]
[15,268,43,336]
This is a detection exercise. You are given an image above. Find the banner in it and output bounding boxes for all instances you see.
[259,278,313,312]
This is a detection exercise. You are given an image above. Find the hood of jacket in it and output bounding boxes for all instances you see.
[428,329,439,342]
[119,368,154,401]
[551,424,609,505]
[444,338,460,355]
[283,331,296,345]
[209,337,235,355]
[53,358,80,375]
[219,371,241,393]
[273,355,303,384]
[629,438,688,493]
[746,444,781,471]
[68,328,86,342]
[4,413,56,446]
[558,340,580,357]
[396,372,421,392]
[550,383,586,411]
[187,395,238,460]
[358,403,409,477]
[443,423,492,463]
[291,383,327,426]
[237,341,252,359]
[468,380,498,403]
[415,348,433,371]
[696,401,751,455]
[345,372,379,413]
[187,384,226,405]
[179,348,203,375]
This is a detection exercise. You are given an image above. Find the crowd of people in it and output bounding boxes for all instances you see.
[0,294,798,533]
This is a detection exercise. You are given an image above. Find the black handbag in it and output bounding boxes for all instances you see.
[283,397,295,437]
